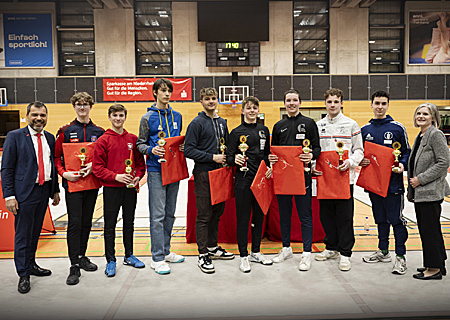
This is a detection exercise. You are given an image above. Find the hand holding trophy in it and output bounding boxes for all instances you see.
[336,141,344,166]
[392,141,401,173]
[157,131,167,163]
[220,137,228,167]
[238,135,249,172]
[77,147,87,176]
[302,139,311,172]
[124,159,135,188]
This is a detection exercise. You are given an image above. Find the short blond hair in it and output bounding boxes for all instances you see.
[200,87,218,100]
[413,103,440,128]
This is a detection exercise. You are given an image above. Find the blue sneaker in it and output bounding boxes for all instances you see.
[105,260,116,277]
[123,254,145,268]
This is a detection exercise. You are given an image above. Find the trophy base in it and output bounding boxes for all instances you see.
[240,167,248,172]
[304,168,311,172]
[158,159,167,163]
[126,184,135,188]
[392,167,401,173]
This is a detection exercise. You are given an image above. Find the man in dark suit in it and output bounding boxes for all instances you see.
[1,101,60,294]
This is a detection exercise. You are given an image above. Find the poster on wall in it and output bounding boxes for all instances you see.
[103,78,192,101]
[3,13,53,67]
[409,11,450,65]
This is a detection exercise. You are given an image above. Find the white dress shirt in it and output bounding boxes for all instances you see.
[28,125,52,183]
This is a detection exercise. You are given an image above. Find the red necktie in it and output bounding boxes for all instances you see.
[37,133,45,185]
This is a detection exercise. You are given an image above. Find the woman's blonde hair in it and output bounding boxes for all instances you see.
[413,103,440,128]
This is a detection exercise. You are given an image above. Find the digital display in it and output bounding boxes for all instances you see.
[206,42,260,67]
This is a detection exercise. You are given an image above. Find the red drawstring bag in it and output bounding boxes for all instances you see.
[161,136,189,186]
[62,142,101,192]
[356,141,394,197]
[250,160,274,215]
[209,166,235,205]
[271,146,305,195]
[316,150,350,199]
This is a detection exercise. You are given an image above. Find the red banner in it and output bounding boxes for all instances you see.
[103,78,192,101]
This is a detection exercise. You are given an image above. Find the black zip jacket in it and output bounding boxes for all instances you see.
[184,111,229,172]
[271,112,321,160]
[226,122,271,185]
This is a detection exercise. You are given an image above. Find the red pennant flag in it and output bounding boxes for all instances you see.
[209,166,235,205]
[356,141,394,197]
[62,142,101,192]
[161,136,189,186]
[271,146,305,195]
[250,161,274,215]
[316,150,350,199]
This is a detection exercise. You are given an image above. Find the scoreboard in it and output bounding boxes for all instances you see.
[206,42,260,67]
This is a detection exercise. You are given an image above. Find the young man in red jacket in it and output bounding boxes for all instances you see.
[93,104,146,277]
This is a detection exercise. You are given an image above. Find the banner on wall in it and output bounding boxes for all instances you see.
[409,11,450,65]
[103,78,192,101]
[3,13,53,67]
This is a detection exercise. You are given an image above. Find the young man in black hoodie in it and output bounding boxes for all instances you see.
[184,87,234,274]
[226,96,273,273]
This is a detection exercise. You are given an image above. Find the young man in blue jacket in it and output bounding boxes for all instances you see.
[360,90,411,275]
[184,87,234,274]
[137,78,185,275]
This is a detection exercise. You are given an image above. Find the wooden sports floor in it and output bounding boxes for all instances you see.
[1,188,449,260]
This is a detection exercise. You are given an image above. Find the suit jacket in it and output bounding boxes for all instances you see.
[1,126,60,203]
[407,125,450,202]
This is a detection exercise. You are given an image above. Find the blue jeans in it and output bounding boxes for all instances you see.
[147,171,180,262]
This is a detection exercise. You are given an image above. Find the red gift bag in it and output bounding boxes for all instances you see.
[161,136,189,186]
[356,141,394,197]
[316,150,350,199]
[209,166,235,205]
[62,142,101,192]
[271,146,305,195]
[250,161,274,215]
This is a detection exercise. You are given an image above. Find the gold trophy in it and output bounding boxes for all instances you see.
[77,147,87,176]
[124,159,135,188]
[302,139,311,172]
[392,141,401,172]
[157,131,167,163]
[219,137,227,167]
[238,135,249,172]
[336,141,345,166]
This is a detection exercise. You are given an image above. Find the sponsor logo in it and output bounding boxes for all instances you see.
[281,128,288,133]
[384,131,393,140]
[365,133,374,141]
[259,130,266,139]
[127,143,133,150]
[297,124,306,132]
[70,138,79,142]
[91,136,97,142]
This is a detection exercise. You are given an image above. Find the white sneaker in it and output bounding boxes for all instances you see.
[165,252,185,263]
[249,252,273,265]
[362,250,392,263]
[339,256,351,271]
[392,256,407,275]
[272,247,293,263]
[315,249,339,261]
[198,254,215,274]
[150,260,171,275]
[298,253,311,271]
[239,256,251,273]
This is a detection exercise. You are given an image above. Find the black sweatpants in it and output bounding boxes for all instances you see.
[318,185,355,257]
[103,187,137,262]
[235,182,265,257]
[415,200,447,269]
[193,170,226,254]
[66,188,99,265]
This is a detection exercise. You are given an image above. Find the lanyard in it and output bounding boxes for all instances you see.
[158,108,174,138]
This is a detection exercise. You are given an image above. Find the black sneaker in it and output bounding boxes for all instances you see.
[66,265,81,285]
[207,246,235,260]
[198,254,215,274]
[79,256,98,272]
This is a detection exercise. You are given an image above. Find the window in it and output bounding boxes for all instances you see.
[57,0,95,76]
[369,0,404,73]
[135,1,172,75]
[293,1,329,74]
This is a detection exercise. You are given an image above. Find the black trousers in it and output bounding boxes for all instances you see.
[65,188,99,265]
[235,182,265,257]
[193,170,225,254]
[318,185,355,257]
[103,187,137,262]
[415,200,447,269]
[14,182,51,277]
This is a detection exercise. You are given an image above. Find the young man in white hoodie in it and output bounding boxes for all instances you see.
[313,88,364,271]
